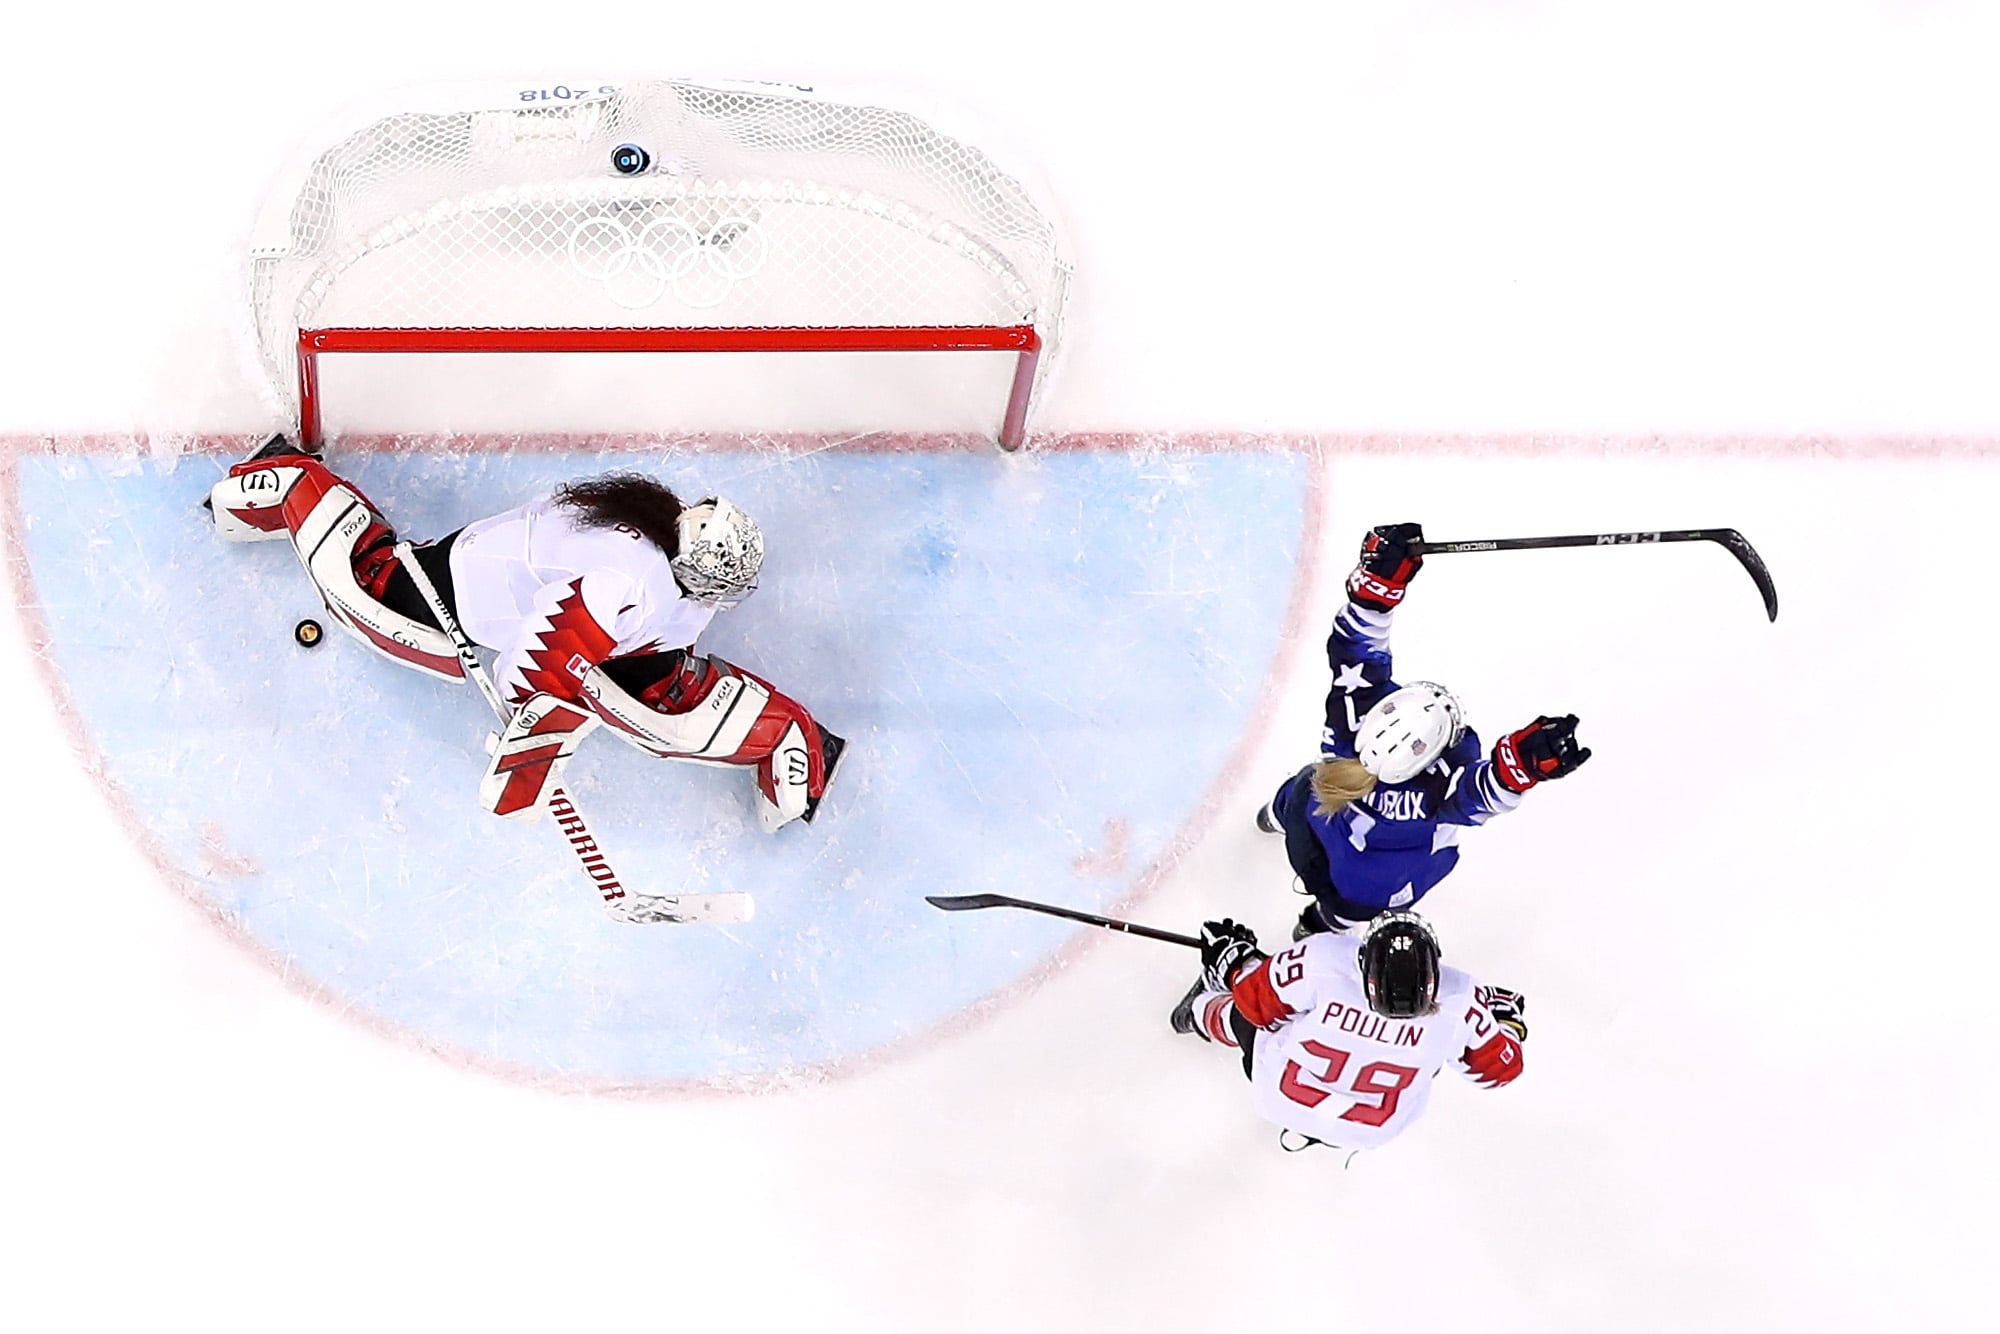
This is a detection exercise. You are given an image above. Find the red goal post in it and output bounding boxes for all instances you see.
[250,79,1071,449]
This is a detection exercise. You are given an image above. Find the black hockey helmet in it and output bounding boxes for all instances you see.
[1359,912,1440,1019]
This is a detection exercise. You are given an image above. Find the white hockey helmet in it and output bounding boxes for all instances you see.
[671,496,764,608]
[1355,681,1464,784]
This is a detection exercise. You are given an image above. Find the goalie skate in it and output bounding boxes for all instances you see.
[801,729,847,825]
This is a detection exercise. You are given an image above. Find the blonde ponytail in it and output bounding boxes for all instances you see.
[1309,757,1378,818]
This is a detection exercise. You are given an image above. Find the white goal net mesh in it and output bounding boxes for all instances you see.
[247,78,1072,416]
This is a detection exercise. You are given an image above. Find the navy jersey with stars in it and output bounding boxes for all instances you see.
[1271,597,1522,916]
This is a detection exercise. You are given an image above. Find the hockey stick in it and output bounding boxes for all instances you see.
[1412,529,1778,622]
[924,893,1202,948]
[393,542,751,926]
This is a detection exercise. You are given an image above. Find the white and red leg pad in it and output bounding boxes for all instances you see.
[208,462,309,541]
[578,653,835,832]
[478,694,601,820]
[221,457,464,682]
[753,721,822,834]
[578,654,771,761]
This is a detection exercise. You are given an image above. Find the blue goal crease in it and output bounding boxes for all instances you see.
[15,445,1308,1083]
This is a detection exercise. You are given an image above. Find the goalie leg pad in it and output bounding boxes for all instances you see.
[222,457,465,683]
[207,446,381,541]
[583,653,843,832]
[753,719,845,833]
[479,694,601,819]
[208,463,307,541]
[293,482,465,683]
[580,652,772,760]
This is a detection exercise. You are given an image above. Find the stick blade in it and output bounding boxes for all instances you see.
[1710,529,1779,622]
[624,892,756,925]
[677,893,756,924]
[924,894,1018,912]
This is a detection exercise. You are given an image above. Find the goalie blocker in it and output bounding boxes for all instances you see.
[208,442,844,834]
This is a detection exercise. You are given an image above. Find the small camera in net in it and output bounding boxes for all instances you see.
[611,143,652,176]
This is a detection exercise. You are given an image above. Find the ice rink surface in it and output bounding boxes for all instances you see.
[4,5,1999,1331]
[15,440,1310,1084]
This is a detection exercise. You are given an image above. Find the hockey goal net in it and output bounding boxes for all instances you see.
[247,79,1071,449]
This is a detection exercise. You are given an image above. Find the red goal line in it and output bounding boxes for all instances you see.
[296,324,1045,451]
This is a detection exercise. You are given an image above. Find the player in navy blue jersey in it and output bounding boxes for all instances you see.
[1257,523,1590,938]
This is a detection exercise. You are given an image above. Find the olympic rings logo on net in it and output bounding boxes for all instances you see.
[564,212,769,310]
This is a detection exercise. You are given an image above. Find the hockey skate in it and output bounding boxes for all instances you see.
[800,728,847,824]
[240,431,319,464]
[1169,975,1206,1035]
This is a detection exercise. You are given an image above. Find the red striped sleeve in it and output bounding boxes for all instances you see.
[1228,958,1296,1029]
[1461,1031,1524,1088]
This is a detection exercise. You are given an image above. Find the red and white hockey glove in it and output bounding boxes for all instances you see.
[1476,984,1528,1042]
[1345,522,1425,612]
[1491,714,1591,794]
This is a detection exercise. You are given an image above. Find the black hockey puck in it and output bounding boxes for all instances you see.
[294,618,324,648]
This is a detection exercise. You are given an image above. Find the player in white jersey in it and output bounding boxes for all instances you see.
[205,437,843,833]
[1170,913,1525,1152]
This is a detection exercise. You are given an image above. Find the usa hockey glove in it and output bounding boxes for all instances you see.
[1492,714,1591,794]
[1477,984,1528,1042]
[1345,522,1425,612]
[1199,919,1267,991]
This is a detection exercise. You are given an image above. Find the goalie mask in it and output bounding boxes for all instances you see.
[1355,681,1464,784]
[671,497,763,608]
[1360,912,1440,1019]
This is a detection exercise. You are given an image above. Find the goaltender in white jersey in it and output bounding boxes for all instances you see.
[205,440,844,839]
[450,494,721,705]
[1173,913,1525,1151]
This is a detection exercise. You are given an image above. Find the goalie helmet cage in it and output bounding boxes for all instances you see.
[247,79,1073,450]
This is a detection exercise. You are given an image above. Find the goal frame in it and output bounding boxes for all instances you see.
[294,322,1045,450]
[252,77,1073,452]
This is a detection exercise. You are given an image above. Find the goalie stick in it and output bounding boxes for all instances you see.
[1412,528,1779,622]
[924,893,1201,948]
[393,542,752,926]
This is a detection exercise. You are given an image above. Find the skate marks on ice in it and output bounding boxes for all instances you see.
[3,437,1316,1089]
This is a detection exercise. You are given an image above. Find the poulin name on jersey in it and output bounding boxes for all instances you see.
[1319,999,1425,1048]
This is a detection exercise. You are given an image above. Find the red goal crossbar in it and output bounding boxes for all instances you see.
[296,324,1045,450]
